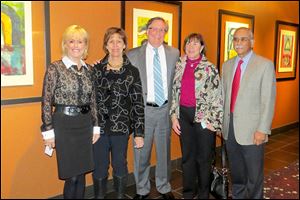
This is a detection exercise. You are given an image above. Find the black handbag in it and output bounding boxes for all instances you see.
[210,136,229,199]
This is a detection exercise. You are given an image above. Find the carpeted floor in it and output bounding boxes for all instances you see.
[264,161,299,199]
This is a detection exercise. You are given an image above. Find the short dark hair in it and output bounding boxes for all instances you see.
[183,33,206,55]
[103,27,128,54]
[146,17,169,32]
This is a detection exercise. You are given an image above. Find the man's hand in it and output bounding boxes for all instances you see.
[253,131,266,145]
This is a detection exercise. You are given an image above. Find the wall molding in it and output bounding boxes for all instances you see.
[271,122,299,135]
[1,97,42,105]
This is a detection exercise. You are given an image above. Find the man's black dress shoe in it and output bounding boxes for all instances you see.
[133,194,149,199]
[161,192,175,199]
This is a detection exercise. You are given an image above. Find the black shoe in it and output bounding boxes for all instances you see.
[133,194,149,199]
[161,192,175,199]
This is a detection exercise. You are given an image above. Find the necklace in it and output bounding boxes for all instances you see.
[70,66,84,75]
[188,57,201,68]
[107,62,123,70]
[189,61,199,68]
[190,63,197,68]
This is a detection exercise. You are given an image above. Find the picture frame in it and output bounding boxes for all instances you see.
[1,1,33,87]
[121,1,182,50]
[274,20,298,80]
[217,9,255,74]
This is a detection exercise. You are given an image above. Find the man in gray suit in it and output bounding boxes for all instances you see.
[127,17,179,199]
[221,27,276,199]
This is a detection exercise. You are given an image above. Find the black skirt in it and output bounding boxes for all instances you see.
[53,111,94,179]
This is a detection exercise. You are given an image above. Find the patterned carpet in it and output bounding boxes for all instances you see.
[264,161,299,199]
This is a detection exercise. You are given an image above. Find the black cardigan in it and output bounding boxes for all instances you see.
[92,54,145,137]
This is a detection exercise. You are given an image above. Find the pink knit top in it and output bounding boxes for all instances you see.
[180,56,202,107]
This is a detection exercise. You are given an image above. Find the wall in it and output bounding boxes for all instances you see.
[1,1,298,198]
[181,1,299,128]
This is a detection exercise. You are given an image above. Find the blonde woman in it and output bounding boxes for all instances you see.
[41,25,100,199]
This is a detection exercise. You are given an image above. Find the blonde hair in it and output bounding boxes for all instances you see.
[61,25,89,59]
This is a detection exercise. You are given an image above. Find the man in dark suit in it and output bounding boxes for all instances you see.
[127,17,179,199]
[221,27,276,199]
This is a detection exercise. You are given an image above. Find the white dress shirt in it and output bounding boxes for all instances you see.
[145,43,168,103]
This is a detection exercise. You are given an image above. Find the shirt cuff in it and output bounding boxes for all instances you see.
[201,121,207,129]
[93,126,100,134]
[41,129,55,140]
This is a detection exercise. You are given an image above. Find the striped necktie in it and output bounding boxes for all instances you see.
[153,48,165,106]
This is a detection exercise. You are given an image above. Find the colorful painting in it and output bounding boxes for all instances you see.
[278,30,295,72]
[224,21,249,61]
[217,10,254,74]
[133,8,172,48]
[274,20,298,80]
[1,1,33,87]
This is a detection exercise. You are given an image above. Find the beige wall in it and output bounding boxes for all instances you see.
[1,1,298,198]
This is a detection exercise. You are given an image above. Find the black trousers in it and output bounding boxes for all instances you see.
[179,106,215,199]
[93,134,129,179]
[226,113,264,199]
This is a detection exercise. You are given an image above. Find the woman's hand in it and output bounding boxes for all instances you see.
[206,123,216,132]
[92,133,100,144]
[172,117,181,135]
[44,138,55,148]
[134,137,144,149]
[91,59,101,67]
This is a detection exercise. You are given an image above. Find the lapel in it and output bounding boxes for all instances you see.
[164,45,173,89]
[239,53,256,93]
[227,58,236,90]
[138,45,147,93]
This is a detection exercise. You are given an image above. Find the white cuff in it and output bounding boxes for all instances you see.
[41,129,55,140]
[93,126,100,135]
[201,121,207,129]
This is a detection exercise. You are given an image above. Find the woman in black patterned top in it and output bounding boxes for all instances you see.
[40,25,100,199]
[92,27,145,199]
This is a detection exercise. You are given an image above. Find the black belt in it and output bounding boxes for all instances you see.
[55,105,90,116]
[146,100,168,107]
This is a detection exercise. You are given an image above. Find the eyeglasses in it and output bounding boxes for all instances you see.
[233,37,251,42]
[148,27,166,33]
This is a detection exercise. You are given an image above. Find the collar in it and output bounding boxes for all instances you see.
[62,56,88,69]
[187,55,202,63]
[146,43,164,51]
[236,50,253,64]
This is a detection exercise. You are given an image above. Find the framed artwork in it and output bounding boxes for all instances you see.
[217,9,255,73]
[274,20,298,80]
[121,1,182,49]
[132,8,173,48]
[1,1,33,87]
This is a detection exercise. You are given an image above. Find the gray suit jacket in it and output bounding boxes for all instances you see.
[127,43,180,114]
[221,53,276,145]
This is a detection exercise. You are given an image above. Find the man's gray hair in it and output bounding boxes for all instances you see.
[146,17,169,32]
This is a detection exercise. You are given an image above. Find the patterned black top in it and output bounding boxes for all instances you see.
[93,54,144,137]
[41,57,98,132]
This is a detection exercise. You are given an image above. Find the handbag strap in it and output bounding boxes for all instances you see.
[220,135,227,169]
